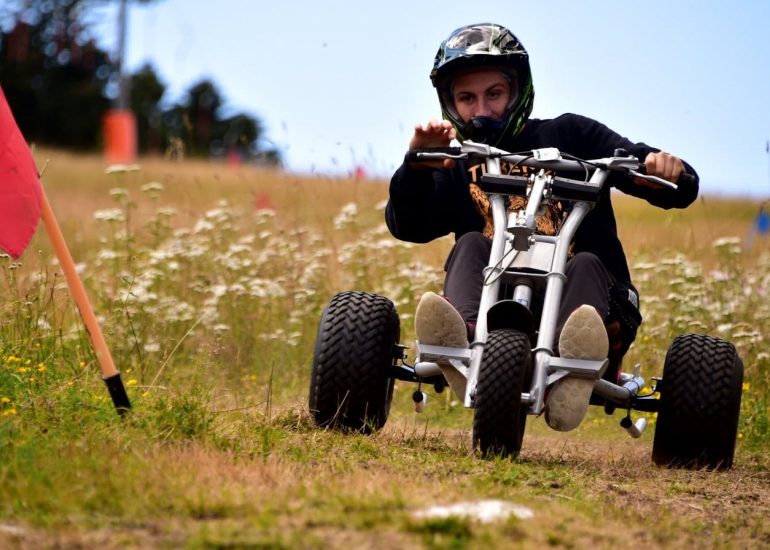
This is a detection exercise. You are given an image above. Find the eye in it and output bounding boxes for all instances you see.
[487,87,505,100]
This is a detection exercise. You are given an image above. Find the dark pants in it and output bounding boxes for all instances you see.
[443,232,640,361]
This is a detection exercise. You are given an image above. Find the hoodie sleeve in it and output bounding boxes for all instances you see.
[385,155,479,243]
[565,114,699,209]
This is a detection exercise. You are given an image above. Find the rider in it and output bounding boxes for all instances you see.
[385,23,699,431]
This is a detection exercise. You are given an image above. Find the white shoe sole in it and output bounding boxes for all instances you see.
[545,305,608,432]
[414,292,469,348]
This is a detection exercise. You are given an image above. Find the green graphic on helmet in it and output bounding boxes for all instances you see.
[431,23,535,145]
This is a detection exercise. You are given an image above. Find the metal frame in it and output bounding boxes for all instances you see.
[406,141,674,429]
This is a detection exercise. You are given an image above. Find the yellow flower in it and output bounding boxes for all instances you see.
[2,408,17,416]
[37,364,47,372]
[742,382,750,392]
[126,379,138,386]
[1,397,10,404]
[16,367,29,374]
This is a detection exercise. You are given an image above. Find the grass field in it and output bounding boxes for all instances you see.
[1,149,768,548]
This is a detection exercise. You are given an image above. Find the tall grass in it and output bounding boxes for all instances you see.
[1,149,768,545]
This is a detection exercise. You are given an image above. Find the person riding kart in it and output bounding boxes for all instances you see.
[384,22,699,431]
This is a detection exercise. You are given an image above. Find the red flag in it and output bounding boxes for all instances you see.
[0,86,42,258]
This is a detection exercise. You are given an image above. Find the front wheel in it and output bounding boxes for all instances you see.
[473,329,532,459]
[652,333,743,469]
[309,291,398,433]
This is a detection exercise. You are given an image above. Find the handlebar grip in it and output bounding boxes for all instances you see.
[405,147,463,163]
[634,164,697,187]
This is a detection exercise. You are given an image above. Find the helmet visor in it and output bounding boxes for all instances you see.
[442,24,522,60]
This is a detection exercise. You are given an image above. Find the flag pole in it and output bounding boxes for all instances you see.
[39,186,131,415]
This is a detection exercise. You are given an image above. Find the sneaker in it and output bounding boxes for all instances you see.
[414,292,469,348]
[545,305,609,432]
[414,292,469,400]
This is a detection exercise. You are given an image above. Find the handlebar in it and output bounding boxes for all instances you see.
[406,142,695,190]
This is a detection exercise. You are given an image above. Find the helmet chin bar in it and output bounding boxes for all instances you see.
[461,116,507,145]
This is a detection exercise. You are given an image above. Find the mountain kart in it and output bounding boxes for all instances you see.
[309,141,743,469]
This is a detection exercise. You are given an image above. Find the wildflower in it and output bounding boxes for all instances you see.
[711,236,741,249]
[2,408,17,416]
[660,255,685,266]
[1,397,10,403]
[126,379,138,386]
[708,270,730,281]
[36,364,46,372]
[144,342,161,353]
[333,202,359,229]
[141,181,164,193]
[109,187,130,200]
[93,208,126,222]
[97,249,120,261]
[105,164,140,174]
[742,382,750,392]
[193,219,215,233]
[155,206,177,221]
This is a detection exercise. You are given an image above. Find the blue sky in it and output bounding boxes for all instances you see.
[92,0,769,197]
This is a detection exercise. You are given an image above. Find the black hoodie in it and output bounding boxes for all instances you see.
[385,113,699,295]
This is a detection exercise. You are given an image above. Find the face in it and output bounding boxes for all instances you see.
[451,69,514,122]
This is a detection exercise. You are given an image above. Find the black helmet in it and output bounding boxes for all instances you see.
[431,23,534,145]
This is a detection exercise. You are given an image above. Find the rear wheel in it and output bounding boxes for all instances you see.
[309,291,398,433]
[652,333,743,469]
[473,329,532,459]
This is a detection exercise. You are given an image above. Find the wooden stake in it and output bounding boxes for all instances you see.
[39,185,131,415]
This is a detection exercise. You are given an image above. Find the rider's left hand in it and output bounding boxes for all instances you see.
[635,151,685,188]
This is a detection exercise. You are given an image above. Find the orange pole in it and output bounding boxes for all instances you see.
[39,185,131,413]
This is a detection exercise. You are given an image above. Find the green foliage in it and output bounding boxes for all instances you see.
[408,516,474,549]
[0,2,279,161]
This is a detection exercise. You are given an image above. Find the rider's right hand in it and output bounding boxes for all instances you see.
[408,119,457,169]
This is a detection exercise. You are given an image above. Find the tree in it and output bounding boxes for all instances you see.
[1,1,281,164]
[0,0,113,148]
[185,79,222,156]
[128,63,165,152]
[158,78,268,161]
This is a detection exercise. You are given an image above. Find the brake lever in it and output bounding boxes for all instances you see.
[628,169,679,191]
